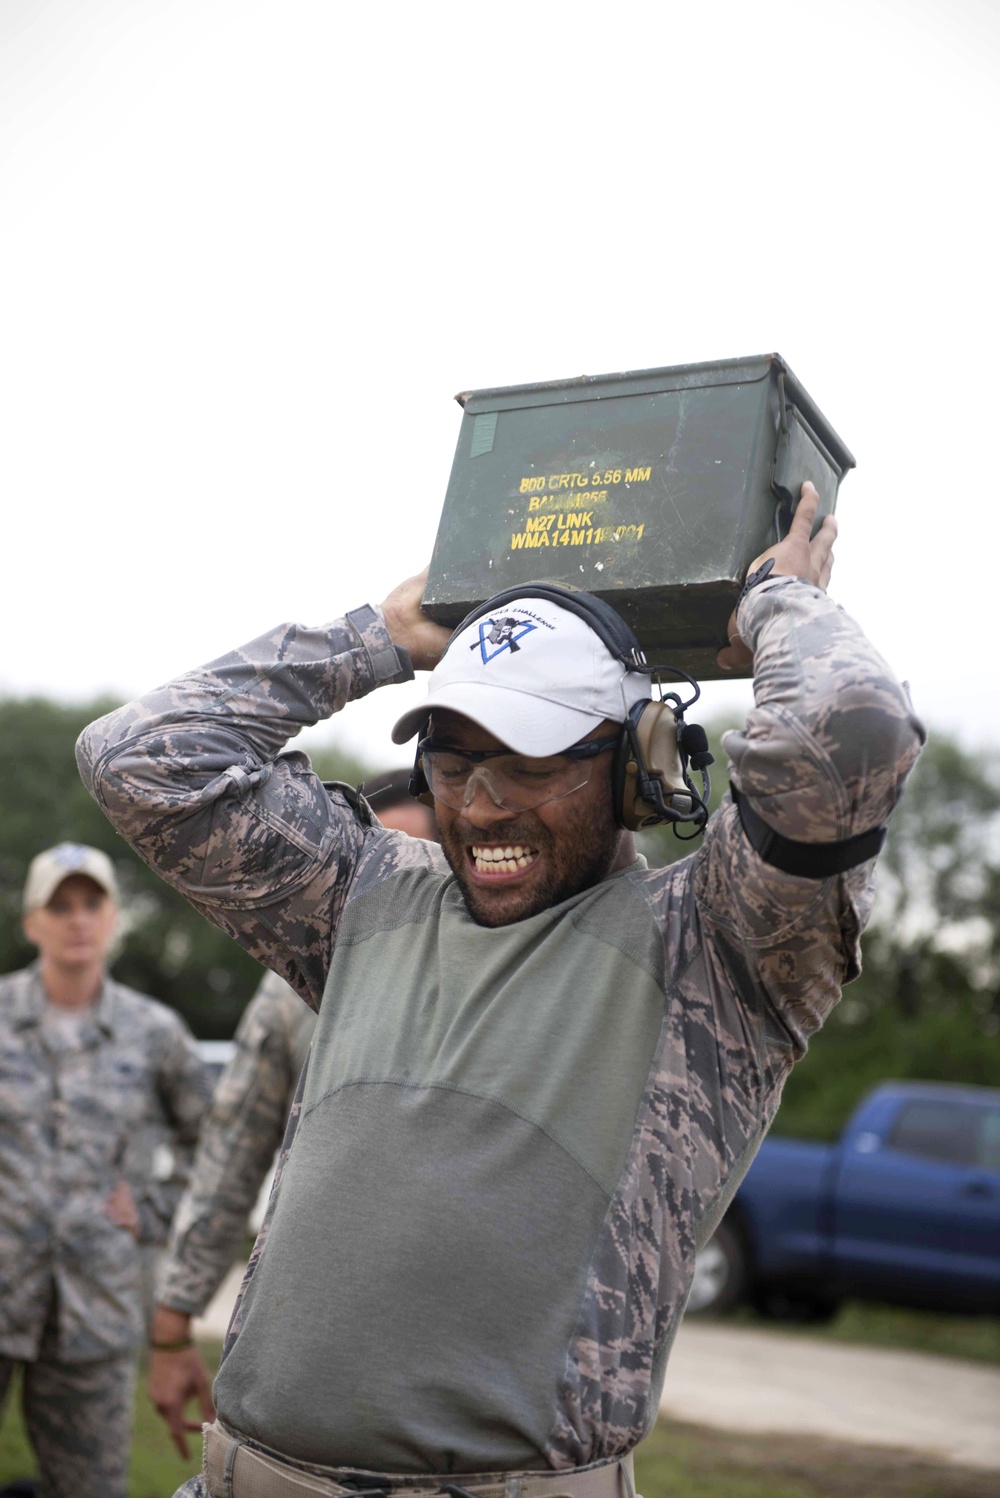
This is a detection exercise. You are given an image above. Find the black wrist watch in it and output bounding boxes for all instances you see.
[739,556,777,602]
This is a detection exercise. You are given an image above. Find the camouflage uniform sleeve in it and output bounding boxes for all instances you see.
[544,587,924,1467]
[135,1014,215,1245]
[75,608,413,1008]
[693,574,925,1053]
[157,975,311,1316]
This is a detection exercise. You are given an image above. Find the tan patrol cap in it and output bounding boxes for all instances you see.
[22,843,119,913]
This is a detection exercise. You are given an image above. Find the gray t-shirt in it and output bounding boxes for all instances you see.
[216,861,670,1471]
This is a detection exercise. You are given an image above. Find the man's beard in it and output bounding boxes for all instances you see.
[438,791,623,927]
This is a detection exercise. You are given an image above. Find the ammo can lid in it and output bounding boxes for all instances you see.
[457,353,855,475]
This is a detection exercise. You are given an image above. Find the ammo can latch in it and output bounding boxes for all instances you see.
[770,370,844,541]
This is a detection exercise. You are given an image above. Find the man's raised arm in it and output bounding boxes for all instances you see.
[719,484,924,857]
[692,485,926,1053]
[76,605,417,1006]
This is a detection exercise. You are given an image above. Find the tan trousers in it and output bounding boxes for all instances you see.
[200,1422,638,1498]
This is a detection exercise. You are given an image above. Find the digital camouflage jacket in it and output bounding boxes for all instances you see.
[0,965,212,1362]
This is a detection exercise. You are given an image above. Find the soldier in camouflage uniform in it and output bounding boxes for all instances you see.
[0,843,213,1498]
[146,775,437,1459]
[77,487,923,1498]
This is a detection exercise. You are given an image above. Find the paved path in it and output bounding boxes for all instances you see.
[199,1271,1000,1472]
[660,1320,1000,1471]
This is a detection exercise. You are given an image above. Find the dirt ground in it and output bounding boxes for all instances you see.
[659,1320,1000,1471]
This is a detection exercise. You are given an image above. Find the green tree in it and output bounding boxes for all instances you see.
[0,697,371,1037]
[859,734,1000,1023]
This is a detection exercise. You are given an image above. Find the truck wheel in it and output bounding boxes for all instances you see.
[751,1287,842,1324]
[686,1220,747,1315]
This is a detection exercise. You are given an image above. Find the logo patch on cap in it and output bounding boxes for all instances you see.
[470,615,537,664]
[53,843,90,870]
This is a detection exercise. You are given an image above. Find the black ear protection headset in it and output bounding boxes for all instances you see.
[408,583,714,834]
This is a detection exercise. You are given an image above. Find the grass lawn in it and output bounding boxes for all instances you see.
[635,1420,1000,1497]
[724,1301,1000,1365]
[0,1344,211,1498]
[2,1323,998,1498]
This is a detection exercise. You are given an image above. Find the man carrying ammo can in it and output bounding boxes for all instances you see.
[77,483,923,1498]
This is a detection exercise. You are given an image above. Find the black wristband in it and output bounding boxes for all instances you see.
[731,786,887,878]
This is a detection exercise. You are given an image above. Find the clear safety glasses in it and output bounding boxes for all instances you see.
[417,733,620,814]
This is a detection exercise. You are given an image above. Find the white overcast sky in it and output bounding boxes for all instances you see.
[1,0,997,772]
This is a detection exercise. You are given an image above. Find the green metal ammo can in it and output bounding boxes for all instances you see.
[422,353,854,680]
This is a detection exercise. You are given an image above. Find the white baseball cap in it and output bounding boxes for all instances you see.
[23,843,119,913]
[391,595,651,756]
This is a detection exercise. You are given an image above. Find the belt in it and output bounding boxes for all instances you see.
[203,1422,637,1498]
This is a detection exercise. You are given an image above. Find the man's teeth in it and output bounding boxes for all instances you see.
[472,844,537,873]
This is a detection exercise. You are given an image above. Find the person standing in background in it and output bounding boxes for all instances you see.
[0,844,212,1498]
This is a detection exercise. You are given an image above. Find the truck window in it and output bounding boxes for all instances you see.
[978,1109,1000,1171]
[888,1100,979,1167]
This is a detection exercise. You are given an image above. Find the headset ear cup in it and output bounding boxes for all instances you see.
[617,699,691,830]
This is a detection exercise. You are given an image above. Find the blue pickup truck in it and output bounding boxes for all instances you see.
[688,1081,1000,1321]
